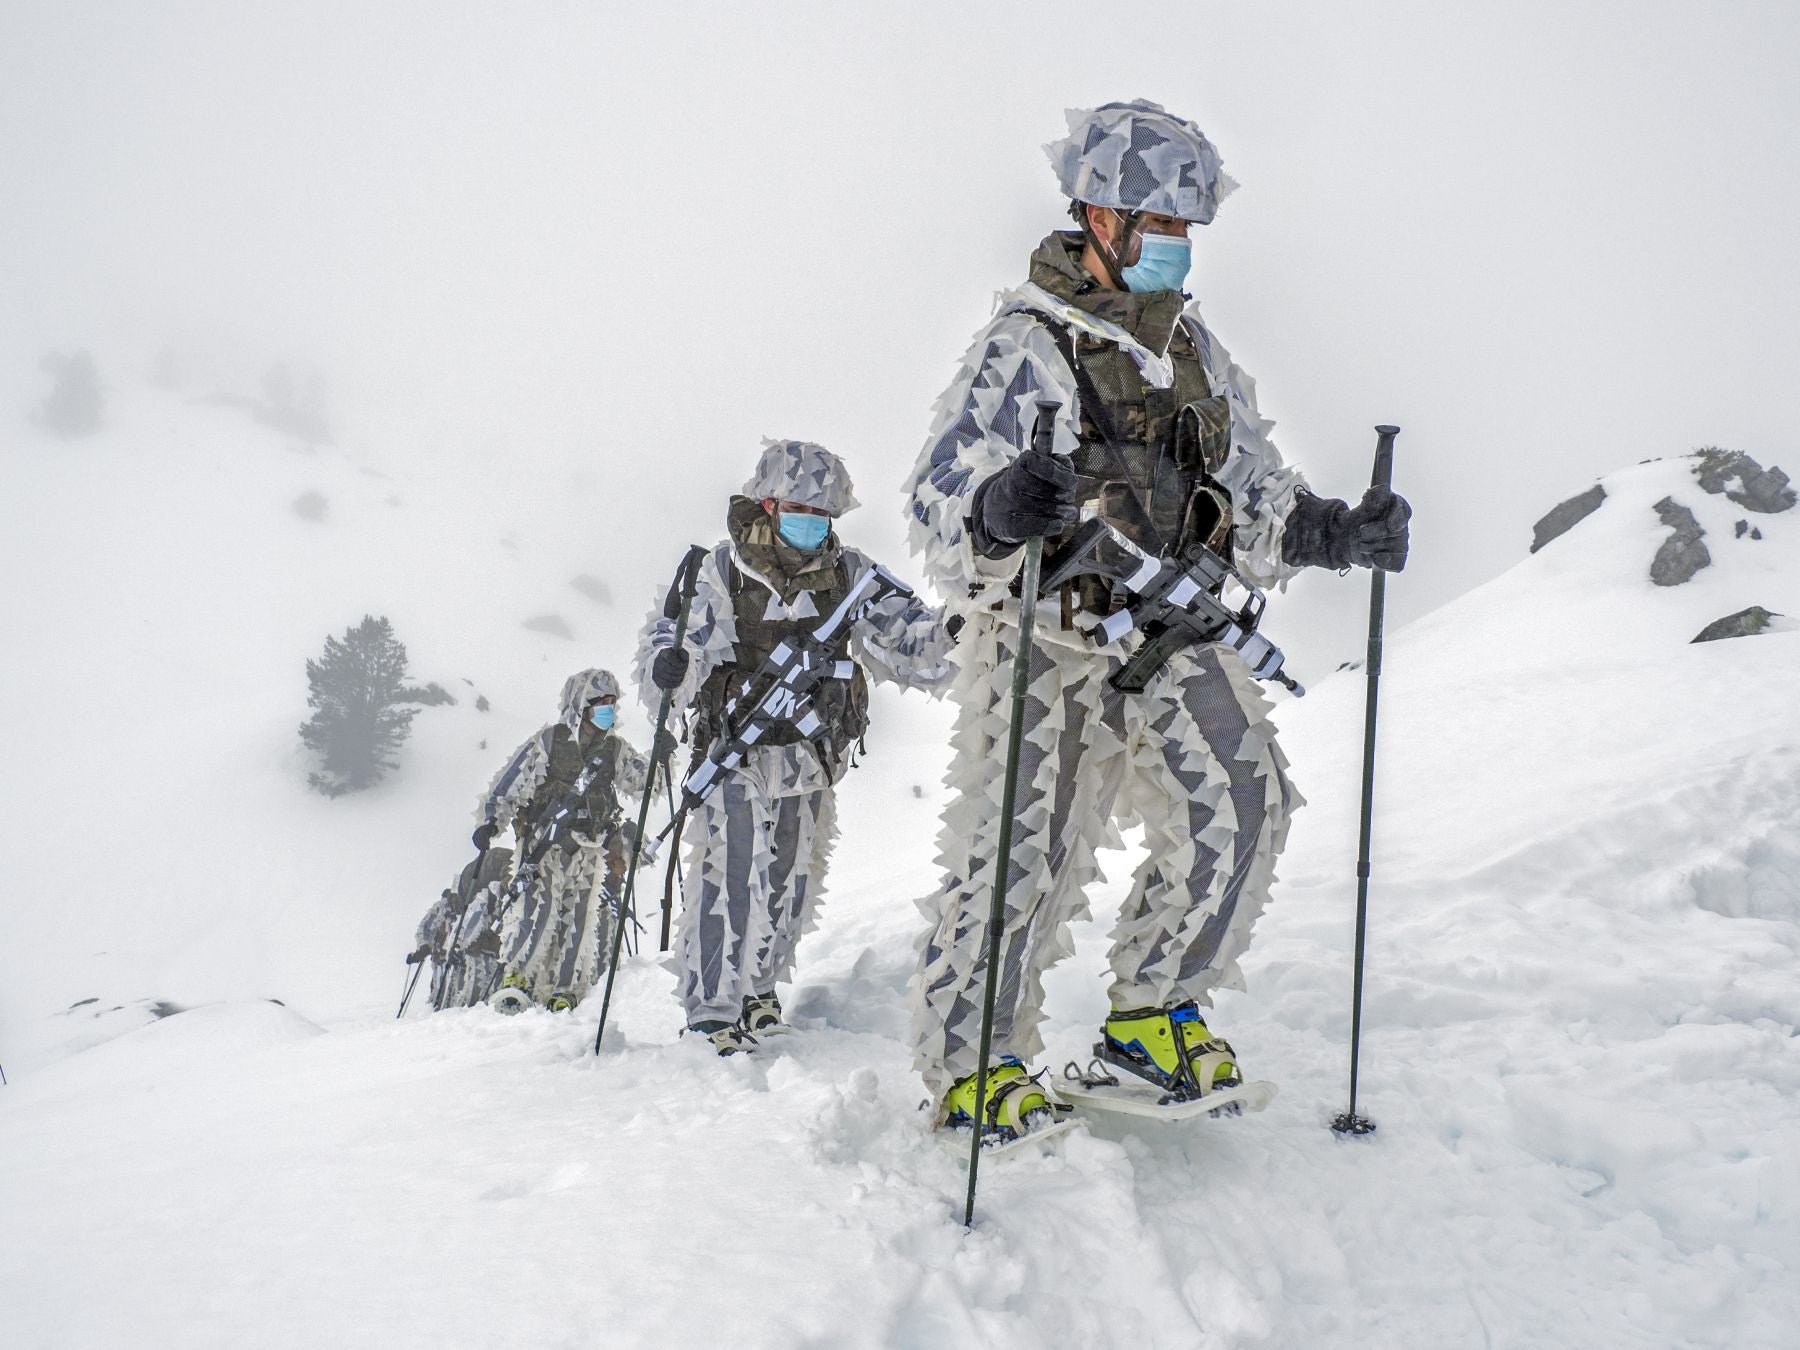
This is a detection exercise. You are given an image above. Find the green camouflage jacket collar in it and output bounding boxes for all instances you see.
[726,495,843,603]
[1026,231,1186,359]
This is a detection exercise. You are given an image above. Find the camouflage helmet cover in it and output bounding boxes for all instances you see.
[557,667,620,731]
[1046,99,1237,225]
[741,437,860,517]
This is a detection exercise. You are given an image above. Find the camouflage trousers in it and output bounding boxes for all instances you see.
[496,834,627,1006]
[675,774,837,1027]
[910,612,1301,1098]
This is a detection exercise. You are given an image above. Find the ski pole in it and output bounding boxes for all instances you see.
[964,406,1054,1228]
[659,761,684,950]
[660,812,687,949]
[396,951,426,1019]
[1331,423,1400,1137]
[595,544,707,1054]
[431,878,472,1012]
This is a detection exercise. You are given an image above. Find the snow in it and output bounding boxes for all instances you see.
[3,401,1798,1348]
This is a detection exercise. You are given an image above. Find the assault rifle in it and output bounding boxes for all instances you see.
[516,746,620,865]
[673,562,913,817]
[1038,517,1304,697]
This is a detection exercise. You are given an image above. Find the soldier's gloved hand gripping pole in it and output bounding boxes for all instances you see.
[593,545,707,1056]
[1331,425,1401,1136]
[964,405,1056,1229]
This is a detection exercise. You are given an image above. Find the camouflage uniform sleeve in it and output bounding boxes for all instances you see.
[416,894,454,954]
[1183,309,1312,590]
[613,737,652,804]
[476,729,552,836]
[844,552,957,694]
[904,310,1082,606]
[631,546,738,715]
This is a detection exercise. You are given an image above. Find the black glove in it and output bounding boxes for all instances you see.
[651,727,680,766]
[967,447,1080,558]
[405,946,429,965]
[651,646,690,692]
[472,822,496,853]
[1282,486,1412,572]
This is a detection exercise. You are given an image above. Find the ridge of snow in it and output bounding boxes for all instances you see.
[2,407,1796,1347]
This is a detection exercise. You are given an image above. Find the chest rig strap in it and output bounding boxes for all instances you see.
[1022,310,1162,548]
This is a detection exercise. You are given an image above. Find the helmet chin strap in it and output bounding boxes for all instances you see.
[1076,203,1140,290]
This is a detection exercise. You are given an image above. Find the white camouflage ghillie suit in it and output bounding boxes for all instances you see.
[636,440,957,1036]
[414,846,511,1009]
[477,669,652,1008]
[906,102,1313,1101]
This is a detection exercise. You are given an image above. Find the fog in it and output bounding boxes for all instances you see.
[5,0,1797,672]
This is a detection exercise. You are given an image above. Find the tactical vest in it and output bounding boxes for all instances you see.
[692,546,871,773]
[523,725,623,848]
[1028,311,1235,616]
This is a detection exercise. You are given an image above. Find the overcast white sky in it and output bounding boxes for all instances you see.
[5,0,1797,672]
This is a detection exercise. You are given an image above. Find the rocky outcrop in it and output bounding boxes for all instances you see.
[1691,606,1782,643]
[1693,449,1796,514]
[1651,498,1710,586]
[1530,484,1607,554]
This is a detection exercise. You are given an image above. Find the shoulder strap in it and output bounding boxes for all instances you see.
[1019,307,1159,546]
[715,543,745,597]
[1020,308,1127,450]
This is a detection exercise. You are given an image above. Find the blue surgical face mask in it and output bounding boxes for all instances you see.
[588,704,615,730]
[777,511,831,551]
[1121,231,1192,294]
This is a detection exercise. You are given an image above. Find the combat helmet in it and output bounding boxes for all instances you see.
[557,668,620,731]
[741,438,860,518]
[1046,99,1236,287]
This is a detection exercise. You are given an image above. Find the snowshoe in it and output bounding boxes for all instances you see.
[1055,1001,1276,1120]
[688,1019,758,1057]
[1059,1056,1277,1121]
[1099,1001,1243,1102]
[741,992,784,1036]
[489,972,533,1016]
[940,1057,1074,1150]
[544,990,576,1013]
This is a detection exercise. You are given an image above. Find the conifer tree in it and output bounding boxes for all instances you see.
[299,615,417,795]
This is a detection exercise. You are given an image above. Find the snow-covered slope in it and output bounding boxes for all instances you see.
[2,404,1797,1348]
[0,385,692,1044]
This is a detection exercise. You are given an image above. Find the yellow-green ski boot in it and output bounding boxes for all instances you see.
[942,1057,1061,1146]
[1100,1002,1243,1102]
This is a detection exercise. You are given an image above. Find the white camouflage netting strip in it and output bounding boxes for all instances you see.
[672,770,838,1026]
[495,839,624,1004]
[903,281,1310,615]
[634,531,954,1027]
[907,615,1300,1101]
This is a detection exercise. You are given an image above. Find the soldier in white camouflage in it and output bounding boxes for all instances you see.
[905,100,1412,1141]
[412,845,511,1010]
[637,439,957,1055]
[474,668,656,1013]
